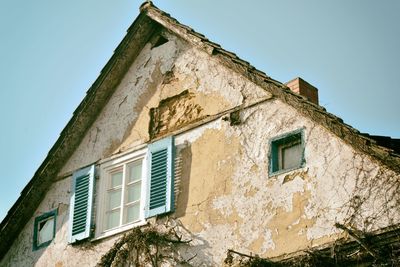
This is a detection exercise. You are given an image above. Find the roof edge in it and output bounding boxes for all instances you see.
[1,0,399,261]
[139,1,153,12]
[0,9,160,260]
[142,2,400,173]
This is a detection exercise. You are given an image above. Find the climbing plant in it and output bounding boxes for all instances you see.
[223,223,400,267]
[97,225,192,267]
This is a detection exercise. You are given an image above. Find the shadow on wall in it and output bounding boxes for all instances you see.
[16,142,211,266]
[174,142,192,219]
[170,142,218,265]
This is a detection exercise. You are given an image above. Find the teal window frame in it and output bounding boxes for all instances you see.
[269,129,305,176]
[69,164,95,243]
[145,136,175,218]
[33,209,57,251]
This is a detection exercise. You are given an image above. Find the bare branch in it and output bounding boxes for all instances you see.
[335,223,378,259]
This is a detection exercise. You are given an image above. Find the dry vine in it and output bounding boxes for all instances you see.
[97,225,192,267]
[223,223,400,267]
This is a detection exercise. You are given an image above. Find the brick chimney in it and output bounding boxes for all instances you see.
[285,77,319,105]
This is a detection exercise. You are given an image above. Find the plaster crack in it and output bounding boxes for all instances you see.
[118,95,128,109]
[190,196,213,212]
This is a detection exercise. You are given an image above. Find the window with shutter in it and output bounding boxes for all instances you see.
[93,136,174,239]
[69,165,95,243]
[146,136,174,218]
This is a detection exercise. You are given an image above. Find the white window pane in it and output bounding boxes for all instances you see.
[125,203,140,223]
[128,161,142,183]
[108,190,121,210]
[106,210,120,230]
[282,143,302,170]
[38,217,54,244]
[126,183,141,203]
[111,172,122,188]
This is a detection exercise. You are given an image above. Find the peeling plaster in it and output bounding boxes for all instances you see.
[3,34,400,267]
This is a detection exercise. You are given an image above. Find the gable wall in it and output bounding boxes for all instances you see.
[2,31,399,266]
[174,99,400,264]
[60,30,269,176]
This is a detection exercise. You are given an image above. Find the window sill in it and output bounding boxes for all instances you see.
[93,220,148,242]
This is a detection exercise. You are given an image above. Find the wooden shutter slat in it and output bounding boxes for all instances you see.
[146,137,174,218]
[69,165,95,243]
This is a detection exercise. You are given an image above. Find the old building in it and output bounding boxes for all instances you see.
[1,2,399,266]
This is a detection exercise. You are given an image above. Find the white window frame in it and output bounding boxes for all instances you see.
[95,147,148,239]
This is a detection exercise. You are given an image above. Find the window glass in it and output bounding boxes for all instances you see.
[270,130,304,174]
[107,210,120,229]
[125,203,140,223]
[33,209,57,250]
[105,170,123,230]
[127,183,141,203]
[128,162,142,183]
[111,172,123,187]
[38,217,54,245]
[281,142,302,170]
[108,190,121,210]
[124,161,142,224]
[104,160,143,231]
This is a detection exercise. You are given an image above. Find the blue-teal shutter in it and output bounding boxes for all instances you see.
[145,136,174,218]
[68,165,95,243]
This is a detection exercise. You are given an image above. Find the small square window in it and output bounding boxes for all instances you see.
[33,209,57,250]
[270,130,304,175]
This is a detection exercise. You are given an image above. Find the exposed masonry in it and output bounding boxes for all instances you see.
[144,2,400,175]
[60,31,269,175]
[149,90,203,139]
[2,31,399,266]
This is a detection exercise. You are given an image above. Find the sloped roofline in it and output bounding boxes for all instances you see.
[140,1,399,167]
[1,1,399,260]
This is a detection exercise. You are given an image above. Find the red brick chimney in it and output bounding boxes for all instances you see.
[285,77,319,105]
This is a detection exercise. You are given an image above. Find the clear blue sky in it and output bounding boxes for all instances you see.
[0,0,399,221]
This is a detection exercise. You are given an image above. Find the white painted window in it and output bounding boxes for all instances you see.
[96,148,148,238]
[94,136,175,240]
[105,160,143,230]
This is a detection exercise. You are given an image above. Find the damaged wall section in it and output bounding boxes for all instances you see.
[2,28,399,267]
[149,90,203,139]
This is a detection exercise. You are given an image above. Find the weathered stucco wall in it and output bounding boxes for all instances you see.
[172,100,400,264]
[60,30,269,175]
[2,30,399,267]
[0,177,120,267]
